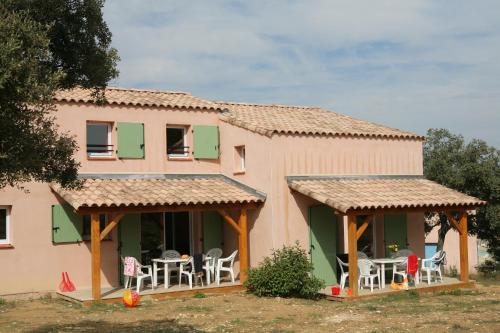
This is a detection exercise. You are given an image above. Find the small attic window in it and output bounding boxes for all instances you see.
[234,145,245,174]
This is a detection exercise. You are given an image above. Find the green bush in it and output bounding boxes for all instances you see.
[244,243,325,298]
[476,259,499,277]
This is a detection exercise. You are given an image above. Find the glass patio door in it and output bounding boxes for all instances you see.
[164,212,192,256]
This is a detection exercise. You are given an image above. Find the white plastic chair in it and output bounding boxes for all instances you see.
[336,257,349,289]
[392,257,408,282]
[179,254,206,289]
[420,251,446,285]
[122,256,153,293]
[393,256,420,285]
[358,259,381,292]
[358,251,369,259]
[159,250,181,286]
[179,257,197,289]
[203,248,223,285]
[216,250,238,285]
[391,249,414,258]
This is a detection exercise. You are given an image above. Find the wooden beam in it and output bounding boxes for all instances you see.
[445,212,463,235]
[347,214,358,297]
[217,209,242,234]
[356,215,372,241]
[238,208,249,283]
[90,213,101,300]
[99,213,124,241]
[77,202,262,215]
[458,212,469,282]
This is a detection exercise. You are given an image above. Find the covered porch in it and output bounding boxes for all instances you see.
[51,174,265,302]
[288,175,486,299]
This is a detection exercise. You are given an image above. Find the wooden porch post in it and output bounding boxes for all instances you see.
[91,213,101,300]
[459,212,469,282]
[238,208,249,283]
[217,208,250,283]
[347,214,358,297]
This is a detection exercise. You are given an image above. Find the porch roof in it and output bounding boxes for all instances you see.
[50,174,266,211]
[287,175,486,214]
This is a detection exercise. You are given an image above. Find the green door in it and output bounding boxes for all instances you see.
[384,213,408,256]
[119,214,141,284]
[202,211,223,252]
[309,205,337,285]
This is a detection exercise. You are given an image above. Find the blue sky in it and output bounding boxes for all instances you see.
[103,1,500,147]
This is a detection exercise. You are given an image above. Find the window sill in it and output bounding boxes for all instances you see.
[87,156,117,161]
[167,156,193,161]
[0,244,14,249]
[233,170,246,175]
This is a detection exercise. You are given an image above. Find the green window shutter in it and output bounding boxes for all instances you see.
[384,213,408,256]
[202,212,223,252]
[117,122,145,159]
[52,204,83,243]
[193,125,219,159]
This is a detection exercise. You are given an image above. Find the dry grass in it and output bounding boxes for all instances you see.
[0,279,498,332]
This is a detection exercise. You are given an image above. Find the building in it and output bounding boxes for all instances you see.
[0,87,486,300]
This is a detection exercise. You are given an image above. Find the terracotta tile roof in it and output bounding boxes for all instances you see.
[50,174,265,210]
[287,176,486,214]
[54,87,222,110]
[55,86,423,139]
[218,102,423,140]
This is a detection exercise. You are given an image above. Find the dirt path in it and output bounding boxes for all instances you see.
[1,281,499,332]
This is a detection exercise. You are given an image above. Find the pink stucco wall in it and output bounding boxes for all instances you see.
[0,100,426,295]
[0,183,119,295]
[426,227,478,273]
[54,102,221,174]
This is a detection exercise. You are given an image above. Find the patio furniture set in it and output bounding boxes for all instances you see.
[337,250,447,292]
[122,248,238,293]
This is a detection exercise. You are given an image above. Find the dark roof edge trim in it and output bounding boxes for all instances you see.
[221,175,267,201]
[76,173,267,201]
[78,173,223,180]
[286,175,424,183]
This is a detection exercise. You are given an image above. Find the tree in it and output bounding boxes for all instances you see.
[0,1,119,188]
[424,128,500,262]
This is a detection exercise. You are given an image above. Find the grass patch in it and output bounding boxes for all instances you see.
[85,301,126,312]
[180,305,213,313]
[193,292,206,299]
[371,290,420,304]
[437,289,479,296]
[0,298,15,309]
[39,293,53,302]
[424,319,448,325]
[451,323,467,331]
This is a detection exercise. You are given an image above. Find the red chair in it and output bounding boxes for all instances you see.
[393,255,419,285]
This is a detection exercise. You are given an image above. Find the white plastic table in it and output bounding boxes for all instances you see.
[371,257,405,288]
[152,258,189,289]
[152,256,212,289]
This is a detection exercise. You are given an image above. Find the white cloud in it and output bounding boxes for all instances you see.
[104,0,500,146]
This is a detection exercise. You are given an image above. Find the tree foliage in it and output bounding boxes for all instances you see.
[0,1,119,188]
[423,128,500,261]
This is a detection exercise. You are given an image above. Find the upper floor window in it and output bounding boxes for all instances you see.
[234,145,246,173]
[87,122,113,158]
[0,206,11,245]
[166,126,189,157]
